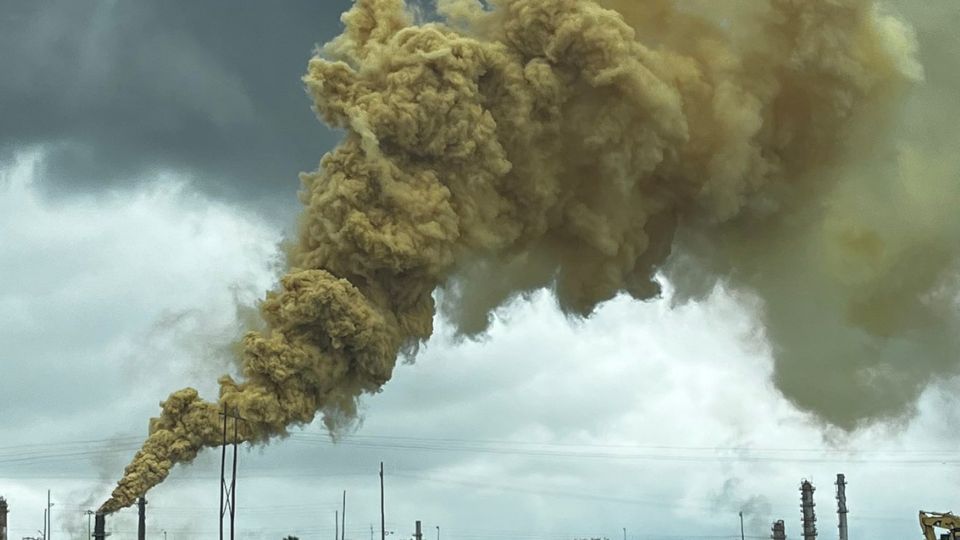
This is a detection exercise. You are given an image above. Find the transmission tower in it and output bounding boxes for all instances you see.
[220,406,245,540]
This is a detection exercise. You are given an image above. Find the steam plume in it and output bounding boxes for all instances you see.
[101,0,950,512]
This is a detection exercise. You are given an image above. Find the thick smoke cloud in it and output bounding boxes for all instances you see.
[101,0,952,512]
[665,0,960,426]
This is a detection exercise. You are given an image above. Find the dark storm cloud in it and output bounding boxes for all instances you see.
[0,0,351,207]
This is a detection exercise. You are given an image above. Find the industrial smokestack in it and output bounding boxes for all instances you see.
[835,474,848,540]
[800,480,817,540]
[137,497,146,540]
[93,512,106,540]
[771,520,786,540]
[0,496,8,540]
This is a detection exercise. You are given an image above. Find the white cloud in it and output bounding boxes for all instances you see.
[0,149,280,531]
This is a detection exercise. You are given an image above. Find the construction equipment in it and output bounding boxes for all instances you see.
[919,511,960,540]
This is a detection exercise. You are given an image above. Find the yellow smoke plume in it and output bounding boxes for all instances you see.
[101,0,947,512]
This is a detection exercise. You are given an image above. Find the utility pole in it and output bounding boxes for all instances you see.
[414,521,422,540]
[336,511,339,540]
[380,462,385,540]
[800,480,817,540]
[371,524,374,540]
[739,511,745,540]
[436,526,439,540]
[84,511,93,540]
[835,474,848,540]
[622,528,626,540]
[46,490,51,540]
[42,508,46,540]
[342,491,346,540]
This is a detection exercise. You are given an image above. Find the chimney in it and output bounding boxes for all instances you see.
[835,474,848,540]
[137,497,147,540]
[771,520,786,540]
[93,512,107,540]
[415,521,423,540]
[800,480,817,540]
[1,496,8,540]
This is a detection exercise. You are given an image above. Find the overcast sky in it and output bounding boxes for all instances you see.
[2,2,960,540]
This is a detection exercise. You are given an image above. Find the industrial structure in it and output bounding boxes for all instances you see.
[1,496,8,540]
[770,519,786,540]
[93,512,107,540]
[835,474,848,540]
[219,406,243,540]
[800,480,817,540]
[7,469,960,539]
[138,496,147,540]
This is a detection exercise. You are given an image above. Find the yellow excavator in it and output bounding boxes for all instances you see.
[920,511,960,540]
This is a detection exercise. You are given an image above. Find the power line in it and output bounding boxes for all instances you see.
[7,432,960,458]
[4,432,960,485]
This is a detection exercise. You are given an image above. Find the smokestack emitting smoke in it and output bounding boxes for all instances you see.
[137,497,146,540]
[100,0,953,512]
[93,513,106,540]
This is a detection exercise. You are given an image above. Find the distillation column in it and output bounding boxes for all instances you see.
[771,520,786,540]
[836,474,848,540]
[801,480,817,540]
[0,496,9,540]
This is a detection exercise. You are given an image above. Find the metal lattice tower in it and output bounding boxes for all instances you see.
[800,480,817,540]
[835,474,848,540]
[771,520,786,540]
[219,407,246,540]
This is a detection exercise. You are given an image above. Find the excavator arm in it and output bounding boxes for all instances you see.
[920,511,960,540]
